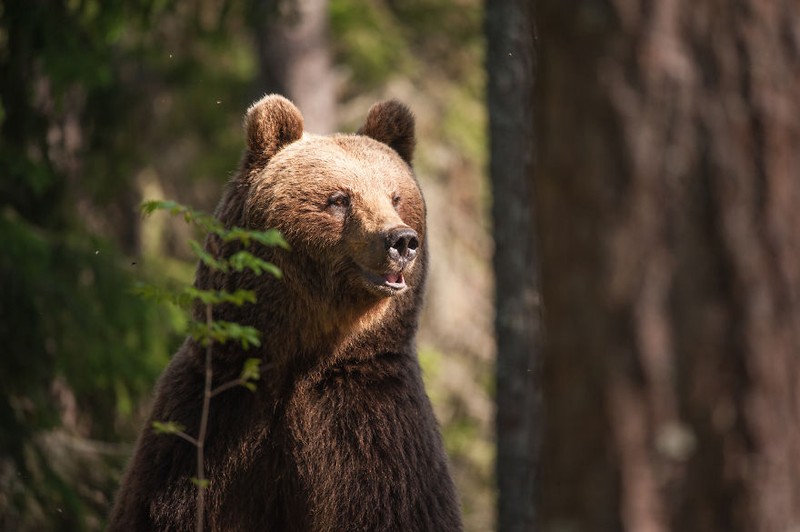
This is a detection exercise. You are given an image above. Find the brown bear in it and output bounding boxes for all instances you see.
[108,95,462,531]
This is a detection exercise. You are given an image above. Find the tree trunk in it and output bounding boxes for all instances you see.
[252,0,336,133]
[486,1,538,531]
[534,1,800,531]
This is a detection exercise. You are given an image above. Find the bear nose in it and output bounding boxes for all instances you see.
[386,227,419,262]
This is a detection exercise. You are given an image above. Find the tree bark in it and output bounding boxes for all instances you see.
[252,0,336,134]
[487,1,538,530]
[534,1,800,531]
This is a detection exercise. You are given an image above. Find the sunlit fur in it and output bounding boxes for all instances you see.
[109,95,462,531]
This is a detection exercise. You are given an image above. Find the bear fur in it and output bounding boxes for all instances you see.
[108,95,462,531]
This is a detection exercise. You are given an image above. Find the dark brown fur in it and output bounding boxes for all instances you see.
[109,95,462,531]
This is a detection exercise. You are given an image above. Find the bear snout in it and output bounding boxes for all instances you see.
[385,226,419,265]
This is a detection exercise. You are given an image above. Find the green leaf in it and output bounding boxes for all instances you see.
[140,199,178,217]
[227,250,282,278]
[140,200,223,234]
[140,201,288,274]
[190,477,210,489]
[188,239,229,272]
[131,282,194,308]
[222,227,289,250]
[130,282,180,305]
[188,320,261,349]
[183,287,256,306]
[218,227,252,245]
[152,420,186,435]
[228,289,257,305]
[240,357,261,383]
[248,228,290,250]
[182,286,219,305]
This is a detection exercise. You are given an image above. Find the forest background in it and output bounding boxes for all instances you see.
[5,1,799,531]
[0,1,495,530]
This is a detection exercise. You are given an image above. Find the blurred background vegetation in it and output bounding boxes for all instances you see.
[0,0,493,530]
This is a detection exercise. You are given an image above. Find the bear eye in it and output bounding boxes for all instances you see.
[326,192,351,210]
[392,194,401,208]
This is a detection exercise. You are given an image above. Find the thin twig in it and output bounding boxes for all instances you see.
[196,302,214,532]
[173,431,200,448]
[210,378,245,398]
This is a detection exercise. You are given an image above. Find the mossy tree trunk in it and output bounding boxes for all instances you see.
[534,1,800,531]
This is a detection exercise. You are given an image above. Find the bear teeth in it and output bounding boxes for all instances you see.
[384,272,404,285]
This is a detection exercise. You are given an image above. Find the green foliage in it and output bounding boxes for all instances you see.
[142,200,279,531]
[330,0,483,93]
[222,227,289,249]
[238,358,262,392]
[0,210,172,429]
[0,210,174,531]
[190,478,211,489]
[228,251,283,278]
[142,200,289,249]
[130,281,189,307]
[0,2,267,528]
[190,239,232,271]
[330,0,412,87]
[133,283,263,309]
[139,199,284,351]
[0,0,168,227]
[187,320,262,349]
[152,421,187,435]
[184,287,257,307]
[189,240,286,276]
[141,200,222,235]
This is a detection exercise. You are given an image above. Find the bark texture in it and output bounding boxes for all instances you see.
[487,1,538,531]
[535,1,800,531]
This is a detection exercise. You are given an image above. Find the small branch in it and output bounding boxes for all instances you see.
[173,431,199,448]
[195,303,214,532]
[210,378,245,398]
[138,200,282,532]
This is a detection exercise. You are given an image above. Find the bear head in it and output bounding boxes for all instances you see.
[207,95,426,353]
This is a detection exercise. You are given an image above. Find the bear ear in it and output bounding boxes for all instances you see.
[357,100,416,165]
[245,94,304,161]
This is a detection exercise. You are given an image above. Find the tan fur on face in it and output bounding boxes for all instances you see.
[240,133,426,347]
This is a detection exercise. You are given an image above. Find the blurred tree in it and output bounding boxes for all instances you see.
[0,1,175,529]
[252,0,336,133]
[534,1,800,531]
[486,0,537,531]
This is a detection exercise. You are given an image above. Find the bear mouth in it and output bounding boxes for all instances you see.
[360,268,408,295]
[382,271,406,290]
